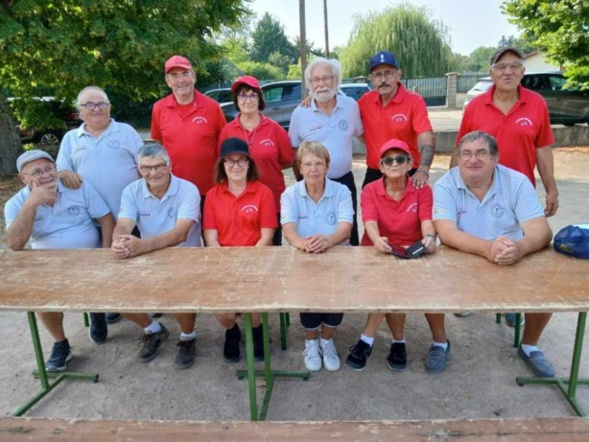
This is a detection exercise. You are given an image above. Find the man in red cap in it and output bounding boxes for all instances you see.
[151,55,227,208]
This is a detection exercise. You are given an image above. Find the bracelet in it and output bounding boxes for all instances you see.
[416,169,429,177]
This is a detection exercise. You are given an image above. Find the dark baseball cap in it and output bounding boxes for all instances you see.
[220,137,251,159]
[369,51,399,72]
[490,47,524,66]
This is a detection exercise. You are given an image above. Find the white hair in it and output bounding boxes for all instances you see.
[305,57,341,90]
[76,86,109,107]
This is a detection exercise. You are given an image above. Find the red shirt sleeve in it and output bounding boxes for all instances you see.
[202,186,218,230]
[258,184,278,228]
[150,102,162,142]
[417,185,433,222]
[535,101,555,148]
[274,123,294,166]
[360,181,379,222]
[411,95,433,136]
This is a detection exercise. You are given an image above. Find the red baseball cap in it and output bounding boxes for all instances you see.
[165,55,192,73]
[231,75,261,93]
[379,138,412,159]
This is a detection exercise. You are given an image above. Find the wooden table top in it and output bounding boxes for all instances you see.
[0,246,586,314]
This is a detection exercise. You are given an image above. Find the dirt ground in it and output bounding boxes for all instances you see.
[1,149,588,421]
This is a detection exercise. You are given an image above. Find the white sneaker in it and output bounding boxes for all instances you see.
[320,339,341,371]
[303,340,322,371]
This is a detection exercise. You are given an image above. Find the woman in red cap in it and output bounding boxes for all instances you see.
[203,137,277,364]
[345,139,449,375]
[218,76,294,245]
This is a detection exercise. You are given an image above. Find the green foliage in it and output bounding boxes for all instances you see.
[268,51,292,76]
[339,3,452,78]
[235,61,285,80]
[498,34,538,55]
[503,0,589,88]
[250,12,297,63]
[465,46,499,73]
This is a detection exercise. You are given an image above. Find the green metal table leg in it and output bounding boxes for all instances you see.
[516,312,589,417]
[12,312,99,417]
[83,312,89,328]
[243,313,258,421]
[285,312,290,327]
[279,313,288,351]
[513,313,522,348]
[496,313,501,324]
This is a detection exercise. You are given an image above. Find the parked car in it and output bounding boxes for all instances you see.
[340,83,371,101]
[463,71,589,126]
[204,88,233,104]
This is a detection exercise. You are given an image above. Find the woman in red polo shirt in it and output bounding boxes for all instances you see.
[203,137,277,364]
[345,139,449,374]
[218,76,294,245]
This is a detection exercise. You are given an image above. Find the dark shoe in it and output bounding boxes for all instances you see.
[45,339,73,373]
[138,323,169,363]
[89,313,107,344]
[252,325,265,362]
[453,313,472,317]
[345,340,372,371]
[505,313,525,328]
[175,338,196,369]
[387,342,407,371]
[425,341,451,373]
[224,324,241,363]
[149,313,164,318]
[106,313,122,324]
[518,346,555,377]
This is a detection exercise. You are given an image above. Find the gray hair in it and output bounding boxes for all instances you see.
[305,57,341,90]
[457,131,499,157]
[76,86,109,107]
[138,143,171,166]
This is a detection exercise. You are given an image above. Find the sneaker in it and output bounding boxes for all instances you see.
[453,313,472,317]
[89,313,107,344]
[425,341,451,373]
[45,340,73,373]
[105,313,122,324]
[175,338,196,369]
[505,313,525,328]
[303,340,322,371]
[387,342,407,371]
[345,339,372,371]
[138,323,169,363]
[518,346,555,377]
[223,324,241,363]
[320,339,340,371]
[252,325,265,362]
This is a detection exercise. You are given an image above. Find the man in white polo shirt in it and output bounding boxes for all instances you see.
[4,150,115,372]
[111,143,201,369]
[289,57,363,245]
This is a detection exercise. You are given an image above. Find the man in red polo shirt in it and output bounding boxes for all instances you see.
[151,55,227,205]
[454,47,559,218]
[358,51,436,189]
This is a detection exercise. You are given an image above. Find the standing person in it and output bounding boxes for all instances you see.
[289,57,363,245]
[281,141,354,372]
[203,138,277,363]
[151,55,227,207]
[453,47,559,325]
[5,150,114,371]
[219,76,294,245]
[57,85,144,327]
[435,131,555,377]
[358,51,435,189]
[111,143,201,369]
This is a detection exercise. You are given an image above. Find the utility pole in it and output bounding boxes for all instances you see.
[299,0,307,90]
[324,0,329,58]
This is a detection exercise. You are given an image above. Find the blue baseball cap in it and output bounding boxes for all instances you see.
[369,51,399,72]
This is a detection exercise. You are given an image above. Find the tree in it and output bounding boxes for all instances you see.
[498,34,538,55]
[339,4,452,78]
[0,0,247,174]
[250,12,297,64]
[465,46,499,73]
[236,61,285,81]
[503,0,589,88]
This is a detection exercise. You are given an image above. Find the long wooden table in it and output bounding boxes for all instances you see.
[1,247,588,419]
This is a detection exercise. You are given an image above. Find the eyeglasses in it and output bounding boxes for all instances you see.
[300,161,327,169]
[381,155,409,166]
[237,93,259,102]
[371,69,397,81]
[139,163,168,173]
[80,101,110,110]
[456,150,491,160]
[310,76,334,85]
[167,71,193,81]
[491,62,523,72]
[22,164,57,179]
[224,158,249,168]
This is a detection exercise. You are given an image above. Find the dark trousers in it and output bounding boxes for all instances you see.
[331,170,359,246]
[300,312,344,330]
[273,212,282,246]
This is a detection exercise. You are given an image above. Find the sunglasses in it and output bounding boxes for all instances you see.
[381,155,409,166]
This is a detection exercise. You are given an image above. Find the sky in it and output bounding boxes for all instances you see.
[249,0,520,56]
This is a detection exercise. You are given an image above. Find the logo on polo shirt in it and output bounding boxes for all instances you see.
[406,203,418,213]
[491,203,505,218]
[338,120,348,131]
[34,215,44,222]
[260,139,275,147]
[107,140,120,150]
[390,114,408,123]
[325,211,336,225]
[67,205,82,216]
[72,146,87,156]
[139,210,151,220]
[515,117,533,127]
[167,207,176,219]
[192,116,208,124]
[241,204,259,213]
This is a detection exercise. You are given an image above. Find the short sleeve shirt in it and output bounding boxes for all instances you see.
[151,91,227,195]
[289,95,363,179]
[56,119,143,216]
[4,182,110,249]
[360,178,432,246]
[358,84,432,169]
[458,86,554,186]
[433,164,545,241]
[203,180,277,247]
[118,174,201,247]
[280,178,354,242]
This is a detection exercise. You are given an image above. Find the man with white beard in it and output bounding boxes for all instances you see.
[289,57,364,245]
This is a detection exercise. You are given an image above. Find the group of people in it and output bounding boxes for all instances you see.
[4,46,558,380]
